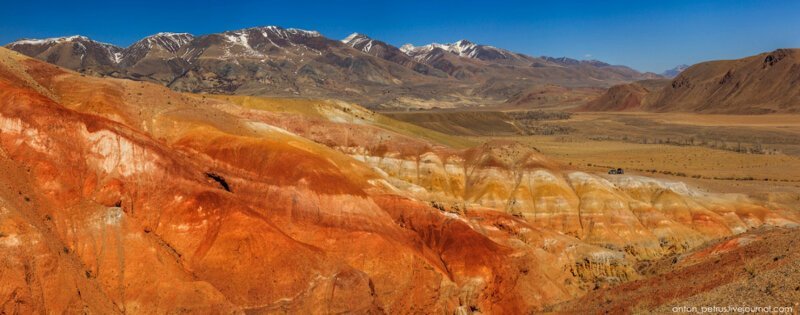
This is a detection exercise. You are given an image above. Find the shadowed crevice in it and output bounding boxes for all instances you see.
[205,172,231,192]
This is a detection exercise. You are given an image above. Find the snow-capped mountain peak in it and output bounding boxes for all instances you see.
[399,43,416,54]
[342,33,365,44]
[400,39,508,61]
[8,35,113,48]
[140,32,194,53]
[152,32,190,37]
[453,39,476,50]
[449,39,480,58]
[252,26,321,38]
[7,35,123,65]
[341,33,378,53]
[209,26,328,60]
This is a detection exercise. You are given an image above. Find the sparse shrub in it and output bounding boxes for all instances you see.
[744,263,757,278]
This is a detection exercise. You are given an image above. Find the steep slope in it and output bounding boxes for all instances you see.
[401,42,488,79]
[647,49,800,114]
[342,33,444,77]
[117,32,194,83]
[585,49,800,114]
[167,26,424,93]
[5,35,121,71]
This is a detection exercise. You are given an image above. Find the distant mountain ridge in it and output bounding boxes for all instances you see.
[5,26,658,108]
[400,39,529,62]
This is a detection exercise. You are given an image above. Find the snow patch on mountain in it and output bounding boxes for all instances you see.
[112,52,123,63]
[250,26,321,39]
[8,35,124,65]
[342,33,362,44]
[8,35,90,46]
[142,32,194,53]
[400,39,508,61]
[222,30,264,58]
[8,35,121,51]
[399,44,415,54]
[342,33,377,53]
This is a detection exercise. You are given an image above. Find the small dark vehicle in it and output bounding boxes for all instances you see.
[608,168,624,175]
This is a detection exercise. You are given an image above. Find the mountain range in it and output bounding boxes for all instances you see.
[4,26,659,108]
[8,26,795,114]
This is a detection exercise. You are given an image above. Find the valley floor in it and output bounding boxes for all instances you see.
[387,109,800,200]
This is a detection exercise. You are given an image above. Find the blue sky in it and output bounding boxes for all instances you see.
[1,0,798,72]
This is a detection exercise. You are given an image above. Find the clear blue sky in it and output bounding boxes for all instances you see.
[2,0,798,72]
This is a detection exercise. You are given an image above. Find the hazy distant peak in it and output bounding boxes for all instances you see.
[661,64,690,78]
[542,56,612,67]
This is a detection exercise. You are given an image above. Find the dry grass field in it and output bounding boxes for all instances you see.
[520,136,800,195]
[386,110,800,202]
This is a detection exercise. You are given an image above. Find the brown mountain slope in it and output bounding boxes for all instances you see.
[5,28,657,109]
[503,84,604,110]
[648,48,800,113]
[584,49,800,113]
[580,79,670,111]
[342,33,445,77]
[4,36,121,72]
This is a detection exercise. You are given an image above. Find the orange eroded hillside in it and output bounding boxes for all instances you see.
[0,47,797,313]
